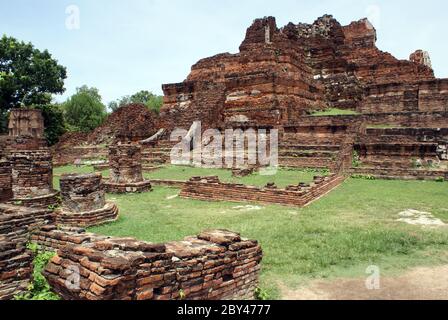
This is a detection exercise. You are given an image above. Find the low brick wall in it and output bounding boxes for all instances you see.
[37,227,262,300]
[103,180,152,194]
[149,179,187,188]
[0,204,54,300]
[180,175,345,207]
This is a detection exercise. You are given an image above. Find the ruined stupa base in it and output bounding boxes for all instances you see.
[10,192,60,210]
[55,202,119,228]
[103,180,152,194]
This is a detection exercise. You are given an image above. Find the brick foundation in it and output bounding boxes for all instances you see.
[180,175,345,207]
[36,227,262,300]
[55,173,119,227]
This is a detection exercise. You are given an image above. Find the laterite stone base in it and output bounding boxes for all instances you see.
[55,202,119,228]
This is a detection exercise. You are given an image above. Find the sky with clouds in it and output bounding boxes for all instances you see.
[1,0,447,104]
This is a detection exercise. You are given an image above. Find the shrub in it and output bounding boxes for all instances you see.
[254,287,271,300]
[14,243,60,300]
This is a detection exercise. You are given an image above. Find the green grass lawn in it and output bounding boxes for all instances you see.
[53,165,448,299]
[310,108,360,117]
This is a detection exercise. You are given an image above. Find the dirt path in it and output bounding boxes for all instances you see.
[280,265,448,300]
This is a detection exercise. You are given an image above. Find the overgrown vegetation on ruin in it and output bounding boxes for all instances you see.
[310,108,360,117]
[14,243,59,301]
[52,165,448,299]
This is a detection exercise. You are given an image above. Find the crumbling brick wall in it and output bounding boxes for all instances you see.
[37,228,262,300]
[0,204,54,300]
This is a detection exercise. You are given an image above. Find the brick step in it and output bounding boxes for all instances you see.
[279,144,341,151]
[142,158,167,164]
[279,150,337,158]
[359,142,438,147]
[279,157,335,168]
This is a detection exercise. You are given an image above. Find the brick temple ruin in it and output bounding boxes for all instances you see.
[2,14,448,301]
[0,111,260,300]
[149,15,447,182]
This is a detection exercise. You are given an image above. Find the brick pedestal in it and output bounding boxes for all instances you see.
[56,173,119,227]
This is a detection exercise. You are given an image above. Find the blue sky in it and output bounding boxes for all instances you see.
[1,0,447,104]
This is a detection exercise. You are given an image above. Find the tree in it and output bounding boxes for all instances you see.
[63,86,107,133]
[0,35,67,112]
[108,90,163,113]
[35,103,67,146]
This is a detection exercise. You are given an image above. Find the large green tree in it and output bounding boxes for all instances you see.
[0,35,67,134]
[63,86,107,133]
[109,90,163,113]
[0,35,67,132]
[36,103,67,146]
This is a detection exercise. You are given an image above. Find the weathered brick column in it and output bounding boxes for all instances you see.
[56,173,119,227]
[8,149,59,209]
[104,144,152,193]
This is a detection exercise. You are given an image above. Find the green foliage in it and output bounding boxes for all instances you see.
[254,287,271,300]
[14,244,60,300]
[0,109,8,134]
[35,104,67,146]
[109,90,163,114]
[310,108,360,117]
[0,35,66,113]
[352,150,361,168]
[63,85,107,133]
[179,289,186,300]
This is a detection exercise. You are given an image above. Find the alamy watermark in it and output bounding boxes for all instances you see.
[170,121,279,175]
[65,5,80,30]
[365,265,381,290]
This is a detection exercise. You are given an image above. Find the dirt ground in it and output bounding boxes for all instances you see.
[280,265,448,300]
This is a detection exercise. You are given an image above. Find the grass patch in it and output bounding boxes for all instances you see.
[310,108,360,117]
[53,165,448,299]
[145,165,327,188]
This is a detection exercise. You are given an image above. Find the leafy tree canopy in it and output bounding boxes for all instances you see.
[63,85,107,133]
[35,103,67,146]
[109,90,163,113]
[0,35,67,110]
